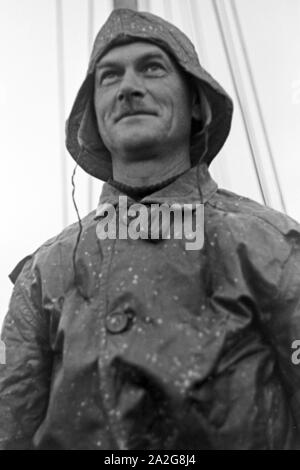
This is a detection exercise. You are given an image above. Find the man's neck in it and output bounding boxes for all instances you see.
[111,147,191,187]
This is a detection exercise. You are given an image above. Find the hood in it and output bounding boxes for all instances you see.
[66,8,233,182]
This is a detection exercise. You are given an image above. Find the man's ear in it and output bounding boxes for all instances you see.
[191,91,202,121]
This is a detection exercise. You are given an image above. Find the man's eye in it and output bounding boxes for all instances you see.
[143,63,165,74]
[100,71,119,84]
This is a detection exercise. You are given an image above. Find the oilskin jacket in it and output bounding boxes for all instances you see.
[1,164,300,450]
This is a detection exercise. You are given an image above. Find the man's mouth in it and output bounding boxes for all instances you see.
[116,111,156,122]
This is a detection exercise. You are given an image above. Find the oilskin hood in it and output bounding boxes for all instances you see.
[66,8,233,181]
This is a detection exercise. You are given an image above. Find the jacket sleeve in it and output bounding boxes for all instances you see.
[0,258,52,449]
[261,229,300,436]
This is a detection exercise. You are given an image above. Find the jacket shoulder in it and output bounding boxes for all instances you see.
[209,188,300,238]
[9,210,97,284]
[207,188,300,300]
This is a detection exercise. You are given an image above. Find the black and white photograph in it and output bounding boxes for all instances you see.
[0,0,300,451]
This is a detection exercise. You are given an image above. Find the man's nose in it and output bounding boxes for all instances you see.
[117,71,145,102]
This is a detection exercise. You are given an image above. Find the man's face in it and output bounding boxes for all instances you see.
[94,41,195,159]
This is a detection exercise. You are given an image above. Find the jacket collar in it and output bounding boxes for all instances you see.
[94,164,218,219]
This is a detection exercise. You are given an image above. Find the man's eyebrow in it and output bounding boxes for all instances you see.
[96,60,120,71]
[96,51,170,70]
[135,52,170,63]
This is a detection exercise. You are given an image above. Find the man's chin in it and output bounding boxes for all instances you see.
[115,133,163,157]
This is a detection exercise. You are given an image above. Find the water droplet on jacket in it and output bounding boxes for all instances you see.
[151,353,158,363]
[173,356,181,366]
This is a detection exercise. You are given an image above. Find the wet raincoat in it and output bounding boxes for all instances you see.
[1,9,300,450]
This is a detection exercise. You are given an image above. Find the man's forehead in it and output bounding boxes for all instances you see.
[97,41,173,67]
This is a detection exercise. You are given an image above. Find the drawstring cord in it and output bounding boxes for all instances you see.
[71,159,89,301]
[197,126,209,204]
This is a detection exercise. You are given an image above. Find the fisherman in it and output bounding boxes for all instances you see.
[1,9,300,449]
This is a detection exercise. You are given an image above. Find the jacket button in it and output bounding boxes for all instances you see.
[105,310,131,334]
